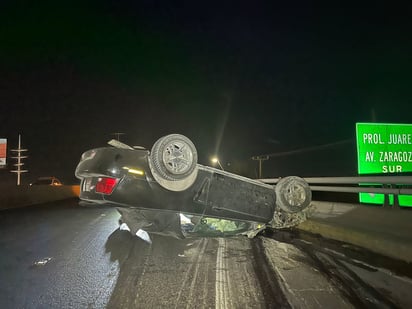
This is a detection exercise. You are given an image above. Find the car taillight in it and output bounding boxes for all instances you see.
[95,177,119,195]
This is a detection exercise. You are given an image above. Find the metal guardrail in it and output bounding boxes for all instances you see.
[258,176,412,196]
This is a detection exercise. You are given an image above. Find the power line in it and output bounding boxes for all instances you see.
[260,139,354,159]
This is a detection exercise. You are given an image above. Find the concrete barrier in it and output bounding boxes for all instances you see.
[299,201,412,262]
[0,185,80,210]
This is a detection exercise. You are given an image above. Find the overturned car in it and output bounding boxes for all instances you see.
[75,134,312,242]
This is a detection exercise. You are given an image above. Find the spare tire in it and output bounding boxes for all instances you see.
[275,176,311,213]
[149,134,198,191]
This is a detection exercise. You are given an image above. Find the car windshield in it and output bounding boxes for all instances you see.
[180,214,258,237]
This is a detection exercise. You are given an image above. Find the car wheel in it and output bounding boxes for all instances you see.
[149,134,198,191]
[275,176,311,213]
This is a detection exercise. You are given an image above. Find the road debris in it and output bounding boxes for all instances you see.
[33,257,52,266]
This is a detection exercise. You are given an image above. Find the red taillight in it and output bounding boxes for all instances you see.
[95,177,119,195]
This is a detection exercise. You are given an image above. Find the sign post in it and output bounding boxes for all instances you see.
[356,123,412,206]
[10,134,28,185]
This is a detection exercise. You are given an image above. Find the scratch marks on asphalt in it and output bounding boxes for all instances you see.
[215,238,232,309]
[175,238,209,309]
[251,238,292,308]
[216,237,280,308]
[264,229,411,308]
[260,237,352,308]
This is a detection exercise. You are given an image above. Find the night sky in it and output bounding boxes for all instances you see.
[1,0,411,183]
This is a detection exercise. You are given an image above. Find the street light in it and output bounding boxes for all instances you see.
[211,157,224,171]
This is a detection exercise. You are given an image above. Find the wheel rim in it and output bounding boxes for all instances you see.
[284,183,306,207]
[162,141,193,175]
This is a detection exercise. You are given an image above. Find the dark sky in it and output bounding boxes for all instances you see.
[1,0,412,182]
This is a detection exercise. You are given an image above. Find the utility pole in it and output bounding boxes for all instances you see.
[251,155,269,178]
[10,134,28,186]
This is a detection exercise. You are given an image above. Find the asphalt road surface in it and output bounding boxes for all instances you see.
[1,199,412,308]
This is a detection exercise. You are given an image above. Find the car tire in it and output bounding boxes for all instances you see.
[149,134,198,191]
[275,176,311,213]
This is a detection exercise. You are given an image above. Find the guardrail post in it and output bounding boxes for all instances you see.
[383,184,390,207]
[393,187,400,209]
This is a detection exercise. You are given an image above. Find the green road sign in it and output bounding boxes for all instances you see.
[356,123,412,174]
[356,123,412,206]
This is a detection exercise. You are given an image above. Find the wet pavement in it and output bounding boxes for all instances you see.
[0,199,411,308]
[264,228,412,308]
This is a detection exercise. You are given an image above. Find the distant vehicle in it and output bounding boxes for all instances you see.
[75,134,312,241]
[30,176,63,186]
